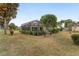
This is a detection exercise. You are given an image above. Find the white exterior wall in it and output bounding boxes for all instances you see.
[61,23,65,28]
[72,26,79,31]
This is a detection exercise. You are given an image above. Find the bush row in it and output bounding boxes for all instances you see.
[20,27,62,36]
[49,28,60,34]
[20,29,45,36]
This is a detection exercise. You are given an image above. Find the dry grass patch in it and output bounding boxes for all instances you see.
[0,31,79,55]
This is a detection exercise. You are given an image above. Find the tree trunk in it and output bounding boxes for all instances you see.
[4,18,7,34]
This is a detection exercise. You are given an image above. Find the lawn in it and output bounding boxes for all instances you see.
[0,31,79,56]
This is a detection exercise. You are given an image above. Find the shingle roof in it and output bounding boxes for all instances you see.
[21,20,42,27]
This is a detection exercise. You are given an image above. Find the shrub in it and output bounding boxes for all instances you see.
[59,27,63,31]
[20,30,26,34]
[30,31,45,36]
[20,29,45,36]
[9,23,17,30]
[52,28,59,33]
[10,29,14,35]
[71,34,79,45]
[20,30,31,34]
[49,28,59,34]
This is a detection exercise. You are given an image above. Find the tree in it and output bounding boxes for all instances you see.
[40,14,57,33]
[65,19,75,32]
[65,19,72,28]
[9,23,17,30]
[0,18,4,29]
[0,3,19,34]
[9,23,17,35]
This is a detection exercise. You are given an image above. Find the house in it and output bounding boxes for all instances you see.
[72,23,79,31]
[21,20,43,33]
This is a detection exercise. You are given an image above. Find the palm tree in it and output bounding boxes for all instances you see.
[0,3,19,34]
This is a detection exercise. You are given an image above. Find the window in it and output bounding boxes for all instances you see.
[32,27,38,31]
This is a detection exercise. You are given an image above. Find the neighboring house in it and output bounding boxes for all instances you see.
[61,23,65,28]
[21,20,43,32]
[57,23,65,28]
[57,22,65,31]
[72,24,79,31]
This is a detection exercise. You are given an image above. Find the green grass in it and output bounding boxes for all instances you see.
[0,31,79,55]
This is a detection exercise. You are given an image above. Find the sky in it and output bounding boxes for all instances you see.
[10,3,79,26]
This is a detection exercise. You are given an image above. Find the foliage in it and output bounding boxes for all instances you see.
[64,19,75,31]
[20,29,45,36]
[65,19,73,27]
[71,34,79,45]
[40,14,57,33]
[10,29,14,35]
[40,14,57,27]
[0,3,19,19]
[9,23,17,30]
[0,3,19,34]
[9,23,18,35]
[48,28,60,34]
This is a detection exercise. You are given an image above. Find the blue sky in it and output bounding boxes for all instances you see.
[10,3,79,26]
